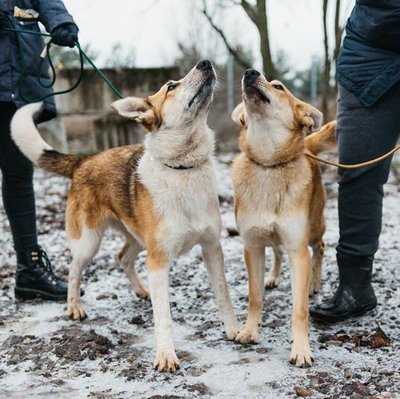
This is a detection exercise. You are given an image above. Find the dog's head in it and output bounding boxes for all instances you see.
[111,60,216,133]
[233,69,322,135]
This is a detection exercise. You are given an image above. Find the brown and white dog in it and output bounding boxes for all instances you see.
[231,69,336,367]
[11,60,239,372]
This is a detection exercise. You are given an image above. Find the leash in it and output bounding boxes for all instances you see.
[2,16,123,102]
[306,144,400,169]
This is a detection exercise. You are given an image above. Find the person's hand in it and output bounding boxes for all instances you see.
[51,23,78,47]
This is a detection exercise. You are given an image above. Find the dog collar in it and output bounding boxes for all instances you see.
[247,155,297,169]
[163,163,195,170]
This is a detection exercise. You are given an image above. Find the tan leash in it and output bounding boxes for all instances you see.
[305,144,400,169]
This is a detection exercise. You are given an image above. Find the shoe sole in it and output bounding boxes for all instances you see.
[15,287,67,302]
[310,303,377,323]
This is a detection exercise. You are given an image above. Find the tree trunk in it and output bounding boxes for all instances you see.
[241,0,276,78]
[333,0,343,94]
[322,0,331,120]
[255,0,276,79]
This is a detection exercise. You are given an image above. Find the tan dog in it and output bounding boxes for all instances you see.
[11,61,239,372]
[231,69,336,367]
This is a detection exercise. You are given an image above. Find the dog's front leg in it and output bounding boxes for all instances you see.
[236,246,265,344]
[201,240,239,340]
[147,257,179,372]
[288,246,313,367]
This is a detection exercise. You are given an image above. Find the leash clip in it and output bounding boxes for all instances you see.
[40,45,48,59]
[13,6,39,20]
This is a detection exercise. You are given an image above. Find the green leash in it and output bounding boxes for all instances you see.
[2,20,123,102]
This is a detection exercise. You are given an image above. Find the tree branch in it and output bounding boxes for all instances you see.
[201,1,251,69]
[240,0,258,24]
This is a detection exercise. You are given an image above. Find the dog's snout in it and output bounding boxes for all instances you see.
[244,69,261,79]
[196,60,212,71]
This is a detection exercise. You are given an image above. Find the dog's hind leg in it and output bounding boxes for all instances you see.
[201,240,239,341]
[118,239,149,300]
[265,246,283,289]
[236,245,265,344]
[309,240,324,296]
[67,227,103,321]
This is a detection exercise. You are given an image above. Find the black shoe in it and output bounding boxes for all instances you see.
[310,254,377,323]
[15,247,68,301]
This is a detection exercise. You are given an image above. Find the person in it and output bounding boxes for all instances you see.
[0,1,78,301]
[310,0,400,322]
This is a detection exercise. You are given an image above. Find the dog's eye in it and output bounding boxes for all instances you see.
[167,84,176,93]
[273,84,285,91]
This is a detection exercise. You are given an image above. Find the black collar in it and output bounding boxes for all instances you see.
[163,163,195,170]
[247,155,298,169]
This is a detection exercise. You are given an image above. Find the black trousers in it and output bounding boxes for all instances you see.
[0,101,38,256]
[336,83,400,258]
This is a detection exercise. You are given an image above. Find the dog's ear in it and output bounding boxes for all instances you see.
[231,102,247,128]
[111,97,158,131]
[295,102,323,134]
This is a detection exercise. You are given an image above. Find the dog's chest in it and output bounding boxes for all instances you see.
[233,157,311,246]
[138,155,220,255]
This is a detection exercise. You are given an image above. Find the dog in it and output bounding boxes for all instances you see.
[11,60,239,372]
[231,68,336,367]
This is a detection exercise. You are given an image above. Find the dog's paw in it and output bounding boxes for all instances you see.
[309,281,321,297]
[67,303,87,321]
[289,345,314,368]
[235,325,260,344]
[154,350,180,372]
[224,320,240,341]
[136,287,150,301]
[264,275,280,289]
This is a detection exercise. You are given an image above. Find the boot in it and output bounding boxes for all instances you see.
[15,246,68,301]
[309,254,377,322]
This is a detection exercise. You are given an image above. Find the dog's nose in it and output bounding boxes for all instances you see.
[244,69,261,78]
[196,60,212,71]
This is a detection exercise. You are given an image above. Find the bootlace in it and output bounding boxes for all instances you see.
[31,248,58,284]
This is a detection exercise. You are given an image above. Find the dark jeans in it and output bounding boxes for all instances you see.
[0,102,38,256]
[337,83,400,258]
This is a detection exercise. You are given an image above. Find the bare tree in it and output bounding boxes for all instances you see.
[201,4,251,70]
[333,0,344,92]
[201,0,276,79]
[322,0,345,118]
[105,43,136,68]
[174,0,227,73]
[322,0,331,118]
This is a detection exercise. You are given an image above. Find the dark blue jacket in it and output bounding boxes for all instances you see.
[0,0,75,121]
[338,0,400,107]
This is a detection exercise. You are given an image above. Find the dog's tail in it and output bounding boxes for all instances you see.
[305,120,337,155]
[11,103,85,178]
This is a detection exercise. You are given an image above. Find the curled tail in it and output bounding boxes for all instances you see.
[11,103,84,178]
[305,120,336,155]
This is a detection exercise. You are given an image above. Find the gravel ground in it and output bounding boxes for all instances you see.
[0,153,399,399]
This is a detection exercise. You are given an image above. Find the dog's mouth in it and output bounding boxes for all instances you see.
[188,73,216,109]
[244,84,270,104]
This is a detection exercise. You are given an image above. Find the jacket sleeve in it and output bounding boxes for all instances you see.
[32,0,76,33]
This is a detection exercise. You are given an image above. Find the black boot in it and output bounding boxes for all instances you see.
[15,246,68,301]
[309,254,377,323]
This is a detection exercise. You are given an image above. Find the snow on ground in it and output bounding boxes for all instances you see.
[0,153,399,399]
